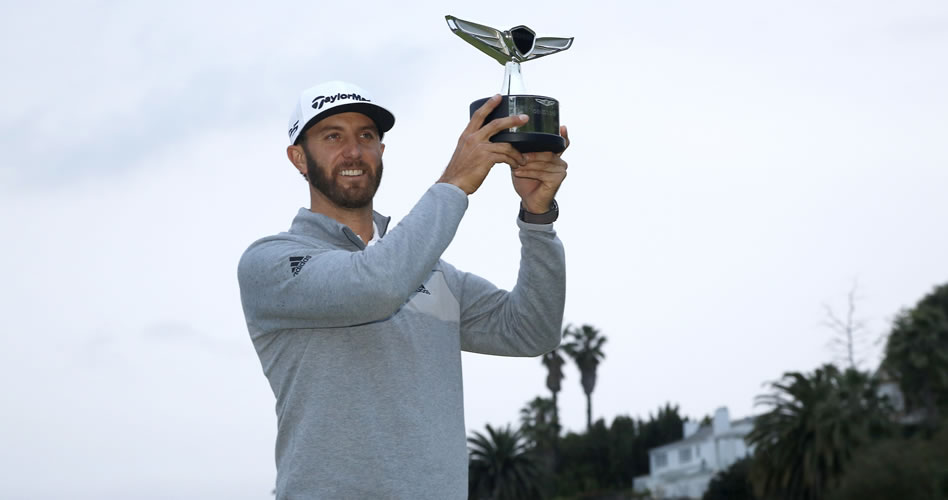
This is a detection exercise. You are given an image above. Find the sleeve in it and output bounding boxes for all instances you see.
[238,183,468,332]
[444,218,566,357]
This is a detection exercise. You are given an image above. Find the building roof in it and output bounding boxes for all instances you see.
[650,425,712,453]
[731,416,755,428]
[649,416,756,454]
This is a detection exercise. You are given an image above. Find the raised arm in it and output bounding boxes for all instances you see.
[238,183,468,331]
[446,219,566,357]
[239,97,533,332]
[450,123,570,356]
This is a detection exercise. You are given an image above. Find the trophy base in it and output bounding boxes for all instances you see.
[470,95,565,153]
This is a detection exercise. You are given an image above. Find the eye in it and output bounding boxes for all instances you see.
[325,132,341,141]
[360,130,377,140]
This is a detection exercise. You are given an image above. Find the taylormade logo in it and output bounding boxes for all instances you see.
[311,93,370,110]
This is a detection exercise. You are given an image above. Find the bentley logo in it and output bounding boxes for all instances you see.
[535,98,556,107]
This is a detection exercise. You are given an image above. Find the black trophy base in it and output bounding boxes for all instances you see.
[470,95,565,153]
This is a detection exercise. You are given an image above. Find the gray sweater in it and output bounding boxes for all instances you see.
[237,183,566,499]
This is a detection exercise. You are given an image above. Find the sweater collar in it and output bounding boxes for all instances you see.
[288,208,391,250]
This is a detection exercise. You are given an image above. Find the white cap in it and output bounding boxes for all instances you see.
[287,80,395,145]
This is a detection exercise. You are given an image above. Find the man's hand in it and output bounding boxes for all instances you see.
[512,125,570,214]
[439,95,528,195]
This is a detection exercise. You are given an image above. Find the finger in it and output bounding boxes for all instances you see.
[505,160,523,171]
[519,155,567,171]
[465,95,503,135]
[489,149,527,168]
[514,165,567,178]
[515,157,568,173]
[478,113,530,139]
[522,152,557,164]
[557,125,570,157]
[513,168,567,183]
[512,170,566,188]
[485,142,527,165]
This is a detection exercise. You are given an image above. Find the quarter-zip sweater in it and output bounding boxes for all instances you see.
[237,183,566,499]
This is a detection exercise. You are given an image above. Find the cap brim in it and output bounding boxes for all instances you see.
[296,102,395,145]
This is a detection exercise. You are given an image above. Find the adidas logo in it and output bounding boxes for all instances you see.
[289,256,311,276]
[415,284,431,295]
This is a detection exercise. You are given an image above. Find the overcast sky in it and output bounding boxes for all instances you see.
[2,1,947,498]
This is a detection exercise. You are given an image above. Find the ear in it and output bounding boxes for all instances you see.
[287,145,307,177]
[380,142,385,155]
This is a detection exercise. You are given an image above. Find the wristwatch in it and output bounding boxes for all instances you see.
[519,199,559,224]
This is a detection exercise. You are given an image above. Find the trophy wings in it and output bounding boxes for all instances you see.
[531,37,574,59]
[445,15,573,65]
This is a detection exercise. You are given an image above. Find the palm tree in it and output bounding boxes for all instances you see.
[562,324,607,430]
[746,364,893,500]
[541,349,566,436]
[468,424,543,500]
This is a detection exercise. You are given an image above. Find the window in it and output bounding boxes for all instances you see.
[696,445,701,457]
[679,447,692,463]
[653,452,667,468]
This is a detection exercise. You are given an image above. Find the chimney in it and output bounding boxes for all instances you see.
[683,420,699,438]
[712,407,730,435]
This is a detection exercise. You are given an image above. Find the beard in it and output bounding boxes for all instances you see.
[303,148,383,209]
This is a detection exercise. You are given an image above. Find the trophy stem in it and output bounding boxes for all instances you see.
[501,61,527,95]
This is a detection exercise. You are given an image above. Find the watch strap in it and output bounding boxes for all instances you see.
[519,199,559,224]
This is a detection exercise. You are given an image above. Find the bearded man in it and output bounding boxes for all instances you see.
[237,80,568,499]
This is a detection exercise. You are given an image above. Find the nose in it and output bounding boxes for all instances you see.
[342,136,362,159]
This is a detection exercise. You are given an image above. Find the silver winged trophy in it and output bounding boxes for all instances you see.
[445,15,573,153]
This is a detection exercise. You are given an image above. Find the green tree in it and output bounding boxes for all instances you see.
[468,424,544,500]
[702,457,757,500]
[554,407,684,497]
[562,324,607,430]
[635,403,685,477]
[541,348,566,437]
[882,283,948,430]
[828,422,948,500]
[519,396,556,449]
[519,396,557,497]
[747,365,893,500]
[606,415,638,490]
[555,419,613,495]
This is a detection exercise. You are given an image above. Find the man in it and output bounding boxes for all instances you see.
[237,80,568,499]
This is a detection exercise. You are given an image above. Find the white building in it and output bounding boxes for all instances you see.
[633,407,755,499]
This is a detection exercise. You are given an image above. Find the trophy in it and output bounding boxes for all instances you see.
[445,15,573,153]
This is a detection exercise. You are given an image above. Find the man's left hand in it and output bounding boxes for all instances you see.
[511,125,570,214]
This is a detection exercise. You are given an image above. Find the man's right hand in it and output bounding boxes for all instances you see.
[439,95,528,195]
